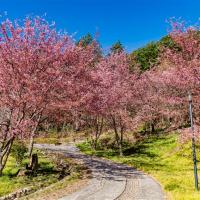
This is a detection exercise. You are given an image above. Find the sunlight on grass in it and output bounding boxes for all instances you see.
[77,133,200,200]
[0,150,58,197]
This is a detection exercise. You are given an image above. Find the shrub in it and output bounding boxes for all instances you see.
[11,142,28,166]
[99,134,117,149]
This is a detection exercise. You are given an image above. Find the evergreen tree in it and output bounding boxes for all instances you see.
[110,41,124,54]
[77,33,93,47]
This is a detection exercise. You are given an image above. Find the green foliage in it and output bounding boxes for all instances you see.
[98,134,116,149]
[11,142,28,166]
[130,42,160,71]
[110,41,124,54]
[159,35,181,51]
[77,141,92,153]
[129,35,181,72]
[77,33,102,63]
[77,33,93,47]
[78,133,123,154]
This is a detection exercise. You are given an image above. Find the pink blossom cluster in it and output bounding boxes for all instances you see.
[0,17,199,145]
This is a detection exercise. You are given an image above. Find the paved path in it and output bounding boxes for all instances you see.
[35,143,165,200]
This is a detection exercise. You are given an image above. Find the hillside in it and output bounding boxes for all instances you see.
[78,133,200,200]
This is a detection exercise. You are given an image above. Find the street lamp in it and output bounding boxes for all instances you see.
[188,93,198,191]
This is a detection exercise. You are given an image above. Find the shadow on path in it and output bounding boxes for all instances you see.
[35,144,165,200]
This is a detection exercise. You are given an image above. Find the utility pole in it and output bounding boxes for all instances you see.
[188,93,198,191]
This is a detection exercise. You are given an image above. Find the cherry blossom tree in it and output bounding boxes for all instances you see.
[131,71,164,132]
[160,21,200,131]
[0,16,97,175]
[133,21,200,138]
[89,52,136,155]
[0,17,66,174]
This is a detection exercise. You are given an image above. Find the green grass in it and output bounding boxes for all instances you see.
[0,150,59,197]
[21,170,88,200]
[77,133,200,200]
[34,130,86,144]
[20,157,89,200]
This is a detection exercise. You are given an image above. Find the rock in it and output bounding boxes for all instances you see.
[28,153,38,172]
[55,142,62,146]
[17,169,26,177]
[0,187,32,200]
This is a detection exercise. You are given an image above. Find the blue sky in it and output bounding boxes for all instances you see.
[0,0,199,52]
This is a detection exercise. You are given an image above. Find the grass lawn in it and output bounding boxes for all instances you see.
[0,150,59,197]
[20,156,89,200]
[77,133,200,200]
[0,148,86,198]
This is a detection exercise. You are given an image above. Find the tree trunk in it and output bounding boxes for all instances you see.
[28,115,41,158]
[119,143,123,156]
[28,153,38,172]
[74,120,80,132]
[151,123,155,133]
[119,134,123,156]
[111,116,120,146]
[92,116,104,150]
[93,137,98,150]
[0,137,14,176]
[73,110,80,132]
[28,134,34,158]
[93,117,99,150]
[119,123,124,156]
[0,155,3,176]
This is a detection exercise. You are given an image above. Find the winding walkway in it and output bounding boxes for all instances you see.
[35,143,165,200]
